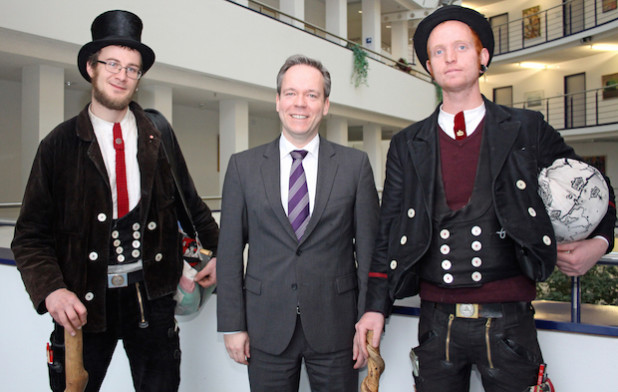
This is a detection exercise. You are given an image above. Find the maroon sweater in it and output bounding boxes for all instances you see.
[420,122,537,304]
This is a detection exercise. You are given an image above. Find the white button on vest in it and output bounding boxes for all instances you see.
[116,247,123,254]
[471,257,482,267]
[148,222,157,230]
[113,239,121,247]
[155,253,163,262]
[471,226,482,236]
[443,273,454,284]
[440,229,450,239]
[471,241,482,251]
[400,235,407,245]
[441,260,452,270]
[528,207,537,217]
[111,230,119,239]
[133,223,141,231]
[88,252,98,261]
[390,260,398,270]
[440,244,450,255]
[84,292,94,301]
[97,213,107,222]
[133,231,141,239]
[543,235,552,246]
[516,180,526,190]
[407,208,415,218]
[117,255,125,263]
[132,240,140,249]
[132,249,141,258]
[471,271,482,282]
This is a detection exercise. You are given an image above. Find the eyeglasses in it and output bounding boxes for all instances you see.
[97,60,143,80]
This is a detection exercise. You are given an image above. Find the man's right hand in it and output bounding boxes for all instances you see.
[355,311,385,359]
[224,331,251,365]
[45,288,87,336]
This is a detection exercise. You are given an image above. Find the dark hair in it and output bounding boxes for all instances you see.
[276,54,331,98]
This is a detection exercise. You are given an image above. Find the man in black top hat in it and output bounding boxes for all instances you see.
[12,10,219,391]
[354,5,616,391]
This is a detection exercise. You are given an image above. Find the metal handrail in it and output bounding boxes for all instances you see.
[511,85,618,131]
[492,0,618,58]
[233,0,432,83]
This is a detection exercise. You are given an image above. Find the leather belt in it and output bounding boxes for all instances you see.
[107,269,144,288]
[427,301,530,318]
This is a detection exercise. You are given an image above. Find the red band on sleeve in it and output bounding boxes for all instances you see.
[369,272,388,279]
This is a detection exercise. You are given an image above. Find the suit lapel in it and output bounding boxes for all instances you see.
[300,138,337,245]
[409,109,439,216]
[261,139,298,241]
[483,99,521,181]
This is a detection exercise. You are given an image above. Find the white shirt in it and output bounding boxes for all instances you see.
[89,107,141,219]
[438,103,486,139]
[279,134,319,216]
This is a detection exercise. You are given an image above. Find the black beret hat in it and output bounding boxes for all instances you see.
[413,5,494,74]
[77,10,155,82]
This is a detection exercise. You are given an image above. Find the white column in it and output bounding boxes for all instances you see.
[219,99,249,193]
[391,20,409,61]
[21,65,64,191]
[326,116,348,146]
[280,0,305,29]
[138,84,173,122]
[363,124,382,188]
[362,0,381,56]
[326,0,347,45]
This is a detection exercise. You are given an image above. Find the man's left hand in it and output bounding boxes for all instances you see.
[195,257,216,287]
[556,237,607,276]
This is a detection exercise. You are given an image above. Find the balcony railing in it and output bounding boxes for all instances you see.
[492,0,618,57]
[231,0,432,83]
[511,86,618,131]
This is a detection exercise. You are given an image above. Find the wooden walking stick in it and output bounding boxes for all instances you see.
[64,328,88,392]
[361,330,385,392]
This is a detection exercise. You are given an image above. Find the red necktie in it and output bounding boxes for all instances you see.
[454,111,467,140]
[113,122,129,218]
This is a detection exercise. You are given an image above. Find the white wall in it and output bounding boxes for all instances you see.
[2,260,617,391]
[0,79,22,202]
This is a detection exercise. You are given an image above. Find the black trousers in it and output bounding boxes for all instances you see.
[247,316,358,392]
[49,284,180,392]
[412,301,544,392]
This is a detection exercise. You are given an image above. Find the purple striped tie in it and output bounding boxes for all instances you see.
[288,150,309,240]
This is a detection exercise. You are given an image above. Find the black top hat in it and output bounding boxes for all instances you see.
[77,10,155,82]
[413,5,494,75]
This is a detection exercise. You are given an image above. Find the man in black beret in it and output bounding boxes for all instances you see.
[355,5,615,391]
[12,10,219,391]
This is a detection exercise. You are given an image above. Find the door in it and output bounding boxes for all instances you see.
[564,0,585,35]
[493,86,513,107]
[565,73,586,128]
[490,13,509,54]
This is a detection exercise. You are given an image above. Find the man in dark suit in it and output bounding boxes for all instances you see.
[355,5,616,392]
[216,54,380,391]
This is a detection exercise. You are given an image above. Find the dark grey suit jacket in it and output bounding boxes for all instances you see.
[217,137,379,355]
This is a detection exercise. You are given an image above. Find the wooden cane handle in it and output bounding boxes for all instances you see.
[360,330,385,392]
[64,328,89,392]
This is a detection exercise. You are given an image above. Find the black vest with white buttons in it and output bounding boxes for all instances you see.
[108,205,143,265]
[419,134,522,288]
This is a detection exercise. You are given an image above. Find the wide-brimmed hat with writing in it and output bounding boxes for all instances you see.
[413,5,494,74]
[77,10,155,82]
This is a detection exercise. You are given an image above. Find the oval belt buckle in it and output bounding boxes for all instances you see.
[456,303,479,318]
[109,273,127,288]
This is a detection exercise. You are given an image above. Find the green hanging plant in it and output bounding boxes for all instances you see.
[351,44,369,87]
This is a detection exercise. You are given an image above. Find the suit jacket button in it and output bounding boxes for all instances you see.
[296,249,302,256]
[291,284,298,290]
